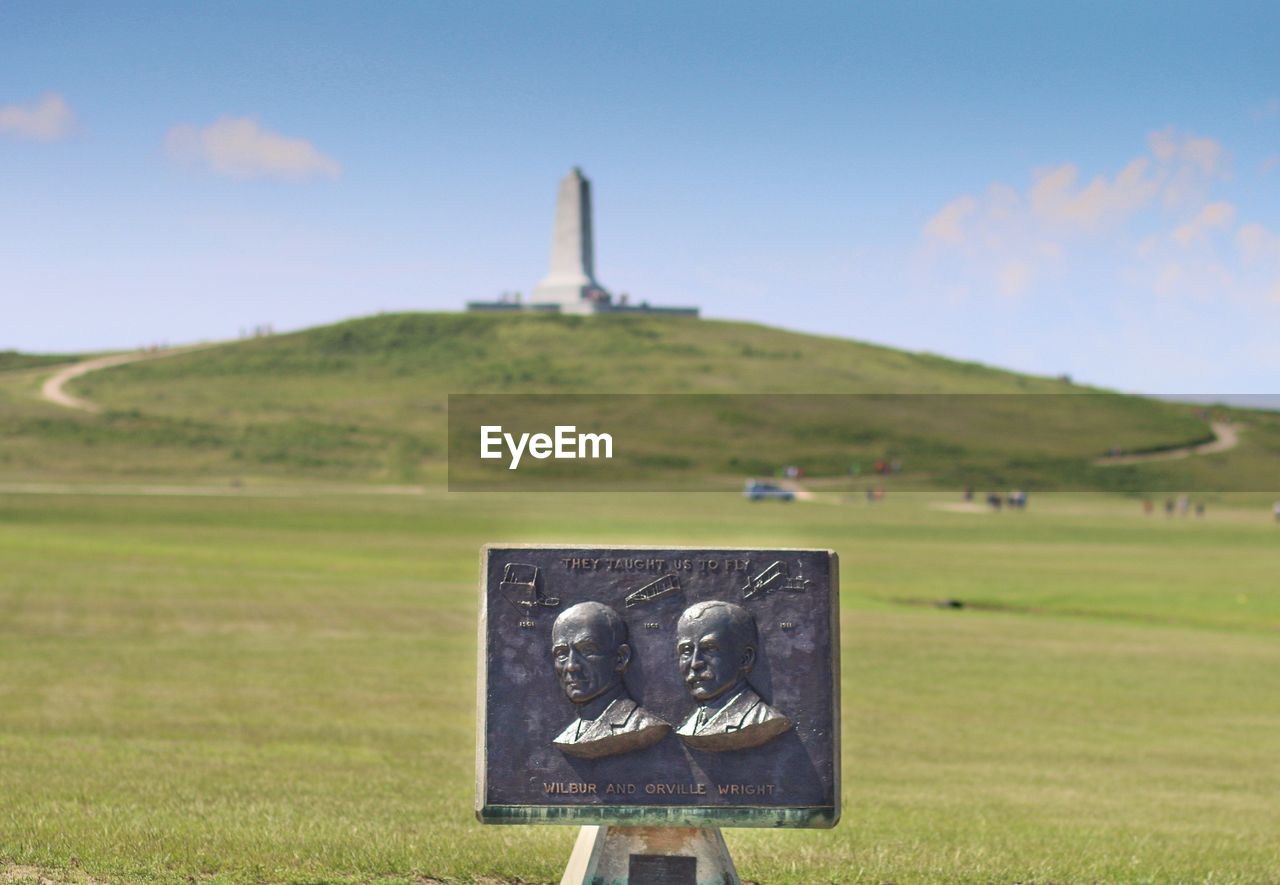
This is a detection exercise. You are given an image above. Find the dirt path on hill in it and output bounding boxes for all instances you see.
[40,345,212,412]
[1093,421,1240,465]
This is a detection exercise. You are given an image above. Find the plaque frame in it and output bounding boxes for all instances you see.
[475,544,841,828]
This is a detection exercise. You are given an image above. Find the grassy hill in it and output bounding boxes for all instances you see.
[0,350,82,371]
[1,312,1274,491]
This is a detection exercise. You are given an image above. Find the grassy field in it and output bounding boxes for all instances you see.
[2,489,1278,883]
[2,315,1278,882]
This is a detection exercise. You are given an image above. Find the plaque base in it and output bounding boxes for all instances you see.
[559,825,739,885]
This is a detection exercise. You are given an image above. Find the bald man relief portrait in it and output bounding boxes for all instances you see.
[549,602,670,759]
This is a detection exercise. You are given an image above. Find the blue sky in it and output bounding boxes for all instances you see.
[2,1,1278,393]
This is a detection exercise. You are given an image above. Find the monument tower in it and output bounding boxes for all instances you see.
[466,168,697,316]
[530,167,607,313]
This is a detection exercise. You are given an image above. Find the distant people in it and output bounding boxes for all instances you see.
[963,485,974,502]
[987,492,1002,511]
[1177,494,1190,516]
[1165,498,1175,517]
[1195,502,1205,518]
[1273,501,1280,523]
[1142,499,1154,515]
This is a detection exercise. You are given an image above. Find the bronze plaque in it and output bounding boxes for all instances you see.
[476,545,840,827]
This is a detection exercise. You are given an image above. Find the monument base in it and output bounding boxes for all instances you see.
[560,825,739,885]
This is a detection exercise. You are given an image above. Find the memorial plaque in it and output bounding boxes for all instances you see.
[476,545,840,828]
[628,854,696,883]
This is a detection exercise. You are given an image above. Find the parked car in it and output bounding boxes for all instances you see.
[744,480,795,502]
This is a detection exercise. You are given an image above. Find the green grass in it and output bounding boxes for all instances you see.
[2,313,1278,881]
[0,351,82,372]
[1,489,1277,883]
[5,312,1264,491]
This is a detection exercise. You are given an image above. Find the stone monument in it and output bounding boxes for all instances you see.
[530,168,608,313]
[467,169,699,317]
[477,545,840,883]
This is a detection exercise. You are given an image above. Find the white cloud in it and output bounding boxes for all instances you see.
[165,116,340,181]
[997,261,1033,297]
[0,93,75,142]
[1147,127,1225,176]
[1171,201,1236,246]
[923,195,977,245]
[920,128,1241,301]
[1029,157,1159,230]
[1147,127,1229,208]
[1182,136,1225,176]
[1128,217,1280,302]
[1141,258,1233,299]
[1236,223,1280,263]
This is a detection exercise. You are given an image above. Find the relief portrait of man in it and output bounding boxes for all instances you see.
[675,600,793,751]
[549,601,671,759]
